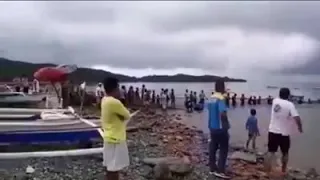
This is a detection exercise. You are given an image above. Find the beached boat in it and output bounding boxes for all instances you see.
[0,92,45,107]
[0,107,101,144]
[0,107,139,144]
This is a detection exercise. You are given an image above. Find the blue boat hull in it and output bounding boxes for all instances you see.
[0,130,101,144]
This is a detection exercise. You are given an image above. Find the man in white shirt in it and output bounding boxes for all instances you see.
[160,89,166,110]
[265,88,303,175]
[95,83,104,103]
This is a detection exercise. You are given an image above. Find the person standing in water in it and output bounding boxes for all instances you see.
[251,96,256,105]
[101,77,131,180]
[199,90,206,104]
[225,93,230,107]
[170,89,175,108]
[134,87,140,105]
[151,90,156,104]
[231,94,237,107]
[184,89,189,109]
[160,89,166,110]
[240,94,245,106]
[141,84,146,101]
[265,88,303,176]
[248,96,252,105]
[267,95,273,105]
[245,108,260,150]
[257,96,261,105]
[207,79,230,179]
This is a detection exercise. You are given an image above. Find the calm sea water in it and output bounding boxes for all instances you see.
[91,80,320,170]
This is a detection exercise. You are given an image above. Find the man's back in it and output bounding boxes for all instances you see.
[101,96,130,143]
[207,93,229,130]
[269,97,298,135]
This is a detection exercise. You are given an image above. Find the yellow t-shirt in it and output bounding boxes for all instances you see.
[100,96,130,143]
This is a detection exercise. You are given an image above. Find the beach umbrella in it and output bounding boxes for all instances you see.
[33,67,68,83]
[33,65,78,107]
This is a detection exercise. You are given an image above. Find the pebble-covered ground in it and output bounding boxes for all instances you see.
[0,108,319,180]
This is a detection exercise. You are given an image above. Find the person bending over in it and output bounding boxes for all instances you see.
[101,77,131,180]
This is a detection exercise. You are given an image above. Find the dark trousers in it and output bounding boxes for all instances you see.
[209,129,229,173]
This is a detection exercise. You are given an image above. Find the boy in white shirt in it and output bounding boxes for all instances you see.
[265,88,303,175]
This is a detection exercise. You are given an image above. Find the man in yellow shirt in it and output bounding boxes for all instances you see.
[101,77,131,180]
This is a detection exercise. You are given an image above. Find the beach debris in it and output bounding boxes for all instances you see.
[229,151,257,163]
[142,156,193,176]
[153,163,171,180]
[26,165,35,174]
[306,167,318,177]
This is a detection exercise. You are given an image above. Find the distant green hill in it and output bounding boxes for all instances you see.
[0,58,246,83]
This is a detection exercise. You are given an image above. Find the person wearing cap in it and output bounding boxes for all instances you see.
[265,87,303,176]
[207,79,230,179]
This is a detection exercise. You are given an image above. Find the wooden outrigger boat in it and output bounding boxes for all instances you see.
[0,107,101,144]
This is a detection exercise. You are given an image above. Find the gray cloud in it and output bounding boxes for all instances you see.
[0,1,319,76]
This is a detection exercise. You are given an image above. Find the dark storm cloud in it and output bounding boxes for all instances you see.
[152,2,320,38]
[0,1,319,75]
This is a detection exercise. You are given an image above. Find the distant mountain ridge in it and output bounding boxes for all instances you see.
[0,58,246,83]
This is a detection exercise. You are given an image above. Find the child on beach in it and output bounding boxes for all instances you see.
[245,108,260,150]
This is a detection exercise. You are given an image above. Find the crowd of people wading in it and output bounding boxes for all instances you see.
[95,83,274,112]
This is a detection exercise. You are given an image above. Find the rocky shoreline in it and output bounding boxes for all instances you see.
[0,108,319,180]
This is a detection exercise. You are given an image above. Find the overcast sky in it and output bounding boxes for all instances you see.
[0,1,320,79]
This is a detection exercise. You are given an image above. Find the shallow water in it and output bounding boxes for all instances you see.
[174,103,320,171]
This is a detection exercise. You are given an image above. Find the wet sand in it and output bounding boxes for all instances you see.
[172,103,320,171]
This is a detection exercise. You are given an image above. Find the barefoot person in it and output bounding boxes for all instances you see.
[207,79,230,179]
[101,77,131,180]
[245,108,260,150]
[265,88,303,175]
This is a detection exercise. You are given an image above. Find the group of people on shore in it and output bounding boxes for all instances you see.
[97,77,303,180]
[207,80,303,179]
[95,82,275,114]
[184,89,206,112]
[95,83,177,109]
[11,77,40,94]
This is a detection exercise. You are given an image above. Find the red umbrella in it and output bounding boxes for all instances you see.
[33,67,68,83]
